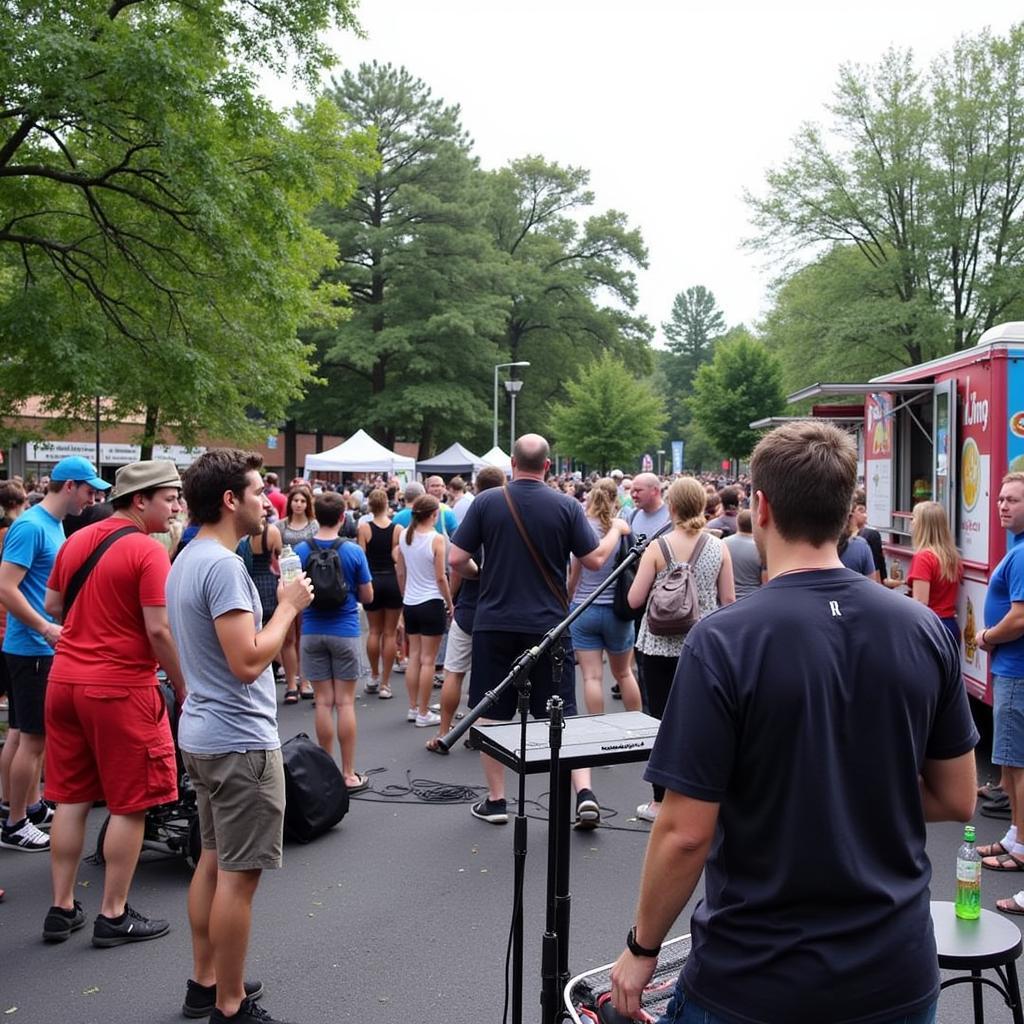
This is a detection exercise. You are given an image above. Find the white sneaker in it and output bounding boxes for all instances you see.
[1,818,51,852]
[414,711,441,728]
[364,678,380,695]
[636,802,659,823]
[407,708,417,722]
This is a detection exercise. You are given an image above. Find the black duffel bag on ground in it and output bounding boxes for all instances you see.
[281,733,349,843]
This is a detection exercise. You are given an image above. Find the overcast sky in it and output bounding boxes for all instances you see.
[264,1,1020,346]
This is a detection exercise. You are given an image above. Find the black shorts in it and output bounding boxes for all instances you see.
[403,599,447,636]
[365,571,403,612]
[468,630,577,721]
[5,653,53,735]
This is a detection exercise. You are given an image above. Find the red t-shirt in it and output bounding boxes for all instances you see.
[48,517,171,686]
[267,488,287,519]
[907,548,960,619]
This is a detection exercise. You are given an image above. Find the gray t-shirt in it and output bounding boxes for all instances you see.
[723,533,762,599]
[167,537,279,754]
[625,504,672,540]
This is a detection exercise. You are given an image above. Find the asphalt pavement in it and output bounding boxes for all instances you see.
[0,665,1017,1024]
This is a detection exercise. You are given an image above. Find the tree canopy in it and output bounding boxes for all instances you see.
[0,0,374,448]
[749,25,1024,366]
[689,330,785,463]
[548,353,665,472]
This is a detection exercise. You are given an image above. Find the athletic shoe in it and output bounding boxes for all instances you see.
[183,979,265,1018]
[406,708,417,722]
[470,798,508,824]
[414,711,441,728]
[610,684,622,701]
[209,996,294,1024]
[92,904,170,947]
[28,801,55,830]
[433,673,444,689]
[393,662,406,674]
[43,899,86,942]
[635,802,659,823]
[574,789,601,830]
[0,817,51,852]
[364,678,380,695]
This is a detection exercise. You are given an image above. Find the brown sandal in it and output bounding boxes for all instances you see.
[982,852,1024,872]
[978,841,1011,859]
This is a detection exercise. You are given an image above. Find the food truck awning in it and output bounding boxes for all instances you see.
[786,382,931,404]
[749,414,865,429]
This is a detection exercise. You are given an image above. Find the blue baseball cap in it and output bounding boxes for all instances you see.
[50,456,111,490]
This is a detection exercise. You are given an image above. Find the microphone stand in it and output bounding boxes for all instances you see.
[438,523,668,1024]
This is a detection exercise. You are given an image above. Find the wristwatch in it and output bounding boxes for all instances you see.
[627,925,661,958]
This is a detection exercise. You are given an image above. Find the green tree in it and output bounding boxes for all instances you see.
[0,0,374,451]
[292,63,509,456]
[689,331,785,464]
[487,156,654,436]
[548,353,666,472]
[747,26,1024,362]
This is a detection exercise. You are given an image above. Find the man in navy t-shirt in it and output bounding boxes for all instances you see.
[449,434,628,827]
[976,472,1024,910]
[610,421,978,1024]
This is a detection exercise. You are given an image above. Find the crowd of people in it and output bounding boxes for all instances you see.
[0,424,1008,1024]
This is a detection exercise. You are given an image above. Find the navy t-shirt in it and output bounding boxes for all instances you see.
[647,568,977,1024]
[451,480,597,633]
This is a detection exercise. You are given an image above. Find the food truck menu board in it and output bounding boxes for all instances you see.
[865,392,893,528]
[958,369,991,565]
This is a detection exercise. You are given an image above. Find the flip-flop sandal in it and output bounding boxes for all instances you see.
[997,893,1024,915]
[425,737,449,756]
[978,841,1012,858]
[283,690,299,705]
[982,852,1024,871]
[346,773,369,793]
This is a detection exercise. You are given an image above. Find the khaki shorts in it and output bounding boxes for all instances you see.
[182,748,285,871]
[443,618,473,675]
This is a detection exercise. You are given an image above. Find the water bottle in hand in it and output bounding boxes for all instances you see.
[279,544,302,583]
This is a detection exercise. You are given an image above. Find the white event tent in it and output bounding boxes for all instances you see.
[304,429,415,475]
[479,445,512,476]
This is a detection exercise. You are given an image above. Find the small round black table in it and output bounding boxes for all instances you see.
[931,900,1024,1023]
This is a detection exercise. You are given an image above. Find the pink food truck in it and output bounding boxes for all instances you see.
[786,321,1024,706]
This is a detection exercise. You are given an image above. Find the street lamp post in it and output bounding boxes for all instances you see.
[493,361,531,450]
[504,378,524,452]
[657,449,666,476]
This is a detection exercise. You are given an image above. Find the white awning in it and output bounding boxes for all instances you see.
[786,382,930,405]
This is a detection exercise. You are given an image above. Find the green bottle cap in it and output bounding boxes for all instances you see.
[964,825,976,842]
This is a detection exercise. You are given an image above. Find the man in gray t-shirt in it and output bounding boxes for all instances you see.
[722,510,763,599]
[166,449,312,1024]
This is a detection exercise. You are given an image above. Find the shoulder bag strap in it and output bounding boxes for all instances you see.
[656,535,676,569]
[502,487,568,611]
[62,525,140,620]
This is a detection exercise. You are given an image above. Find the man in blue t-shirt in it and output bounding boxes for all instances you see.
[0,455,109,853]
[610,421,977,1024]
[976,471,1024,909]
[295,491,373,793]
[394,480,458,536]
[449,434,628,827]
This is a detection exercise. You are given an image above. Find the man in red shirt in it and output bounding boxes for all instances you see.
[41,460,185,948]
[263,472,286,521]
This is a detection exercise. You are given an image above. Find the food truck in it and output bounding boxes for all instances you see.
[786,320,1024,706]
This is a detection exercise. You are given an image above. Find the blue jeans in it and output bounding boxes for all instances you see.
[658,987,938,1024]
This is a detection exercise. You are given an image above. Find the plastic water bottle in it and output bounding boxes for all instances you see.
[279,544,302,584]
[955,824,981,920]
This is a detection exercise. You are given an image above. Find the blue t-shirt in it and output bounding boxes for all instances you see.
[452,479,598,633]
[296,538,372,637]
[985,534,1024,676]
[1,503,66,656]
[393,505,458,536]
[838,534,875,576]
[646,569,977,1024]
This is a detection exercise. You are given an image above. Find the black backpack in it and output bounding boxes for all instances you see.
[306,539,349,610]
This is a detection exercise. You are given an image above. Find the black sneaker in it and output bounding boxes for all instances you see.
[92,904,170,947]
[43,900,86,942]
[28,801,55,830]
[209,996,294,1024]
[574,789,601,830]
[183,979,265,1018]
[0,817,50,852]
[470,798,508,824]
[610,684,622,700]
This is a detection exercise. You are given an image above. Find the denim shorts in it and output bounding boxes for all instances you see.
[993,674,1024,767]
[568,601,634,654]
[658,986,937,1024]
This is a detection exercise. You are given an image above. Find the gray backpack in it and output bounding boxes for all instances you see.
[645,533,709,637]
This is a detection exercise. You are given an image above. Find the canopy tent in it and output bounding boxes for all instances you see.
[479,445,512,476]
[304,429,415,475]
[415,442,485,476]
